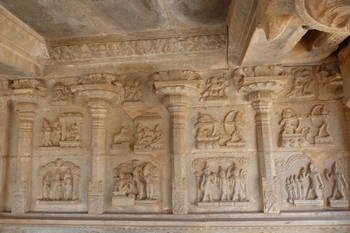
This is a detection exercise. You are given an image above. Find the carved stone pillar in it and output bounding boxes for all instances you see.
[9,79,46,214]
[339,45,350,108]
[71,76,123,215]
[154,78,201,214]
[0,98,8,211]
[240,79,284,214]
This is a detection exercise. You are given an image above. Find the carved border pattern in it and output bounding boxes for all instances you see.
[48,34,227,62]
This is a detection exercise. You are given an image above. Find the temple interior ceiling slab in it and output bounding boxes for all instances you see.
[0,1,350,233]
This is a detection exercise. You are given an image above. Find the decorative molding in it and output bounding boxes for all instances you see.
[48,34,226,62]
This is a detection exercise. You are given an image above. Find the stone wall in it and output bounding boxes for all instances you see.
[0,62,349,232]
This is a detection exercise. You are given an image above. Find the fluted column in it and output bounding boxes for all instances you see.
[154,79,201,214]
[9,79,46,214]
[240,80,284,214]
[72,79,123,215]
[12,102,37,213]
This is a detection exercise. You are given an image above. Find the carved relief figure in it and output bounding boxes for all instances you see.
[134,123,163,151]
[279,105,333,147]
[112,160,159,205]
[200,74,229,101]
[195,111,245,149]
[193,158,249,205]
[52,83,72,103]
[325,161,348,206]
[112,127,131,150]
[286,68,314,98]
[40,113,82,148]
[39,159,80,202]
[285,162,324,205]
[124,80,142,102]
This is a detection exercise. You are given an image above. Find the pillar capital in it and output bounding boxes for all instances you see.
[71,73,124,104]
[154,79,201,107]
[9,79,46,103]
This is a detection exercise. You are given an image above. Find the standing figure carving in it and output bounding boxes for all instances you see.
[325,162,348,201]
[112,161,159,205]
[193,159,249,204]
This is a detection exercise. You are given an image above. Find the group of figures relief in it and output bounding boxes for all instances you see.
[194,110,244,149]
[111,115,164,152]
[193,158,248,205]
[279,104,333,147]
[112,160,159,205]
[285,161,348,208]
[39,159,80,202]
[200,74,229,101]
[41,113,82,148]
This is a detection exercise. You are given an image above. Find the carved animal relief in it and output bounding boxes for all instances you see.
[111,126,131,151]
[112,160,159,206]
[134,114,164,152]
[39,159,80,203]
[41,113,82,148]
[195,110,244,149]
[200,74,229,101]
[193,158,249,206]
[279,105,333,147]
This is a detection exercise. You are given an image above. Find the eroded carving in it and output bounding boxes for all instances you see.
[279,105,333,147]
[134,114,164,152]
[40,113,82,148]
[325,161,349,207]
[49,34,226,61]
[194,110,244,149]
[111,127,131,151]
[286,68,314,98]
[193,158,248,206]
[200,74,229,101]
[112,160,159,206]
[9,79,46,91]
[39,159,80,203]
[124,79,142,103]
[51,83,72,103]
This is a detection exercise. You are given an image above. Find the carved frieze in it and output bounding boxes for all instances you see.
[51,83,72,104]
[111,127,131,152]
[48,34,226,62]
[194,110,244,149]
[112,160,159,206]
[38,159,80,203]
[40,113,83,148]
[124,79,142,104]
[279,104,333,147]
[325,161,349,208]
[192,157,249,207]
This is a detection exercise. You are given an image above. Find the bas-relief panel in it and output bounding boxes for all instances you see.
[0,62,349,217]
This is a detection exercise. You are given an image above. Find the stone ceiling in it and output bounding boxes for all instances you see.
[0,0,349,78]
[0,0,230,39]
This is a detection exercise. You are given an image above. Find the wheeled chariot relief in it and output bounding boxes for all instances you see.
[192,157,249,207]
[38,159,80,203]
[200,74,229,101]
[133,114,164,152]
[277,153,349,209]
[279,104,333,147]
[41,113,83,148]
[112,160,159,206]
[194,110,244,149]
